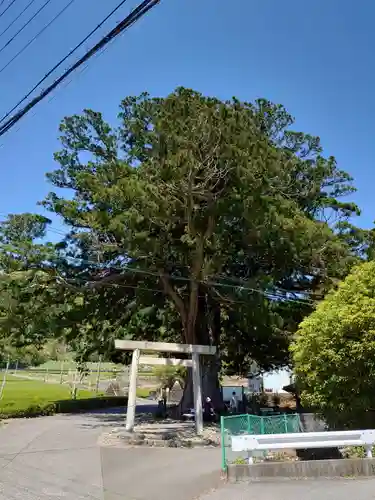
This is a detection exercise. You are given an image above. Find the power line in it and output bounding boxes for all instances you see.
[50,257,315,306]
[0,0,129,124]
[0,0,76,78]
[52,254,316,305]
[0,222,315,305]
[0,33,115,147]
[0,0,37,40]
[0,212,318,303]
[0,213,68,238]
[52,275,286,308]
[0,0,161,137]
[0,0,17,20]
[0,0,53,58]
[0,34,116,148]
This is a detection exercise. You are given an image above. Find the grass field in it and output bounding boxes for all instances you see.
[0,375,97,416]
[13,359,158,395]
[0,358,162,418]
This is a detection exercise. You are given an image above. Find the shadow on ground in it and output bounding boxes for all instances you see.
[77,403,160,429]
[100,445,222,500]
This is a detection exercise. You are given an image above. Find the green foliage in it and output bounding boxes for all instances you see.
[0,213,62,349]
[341,446,367,459]
[0,375,127,418]
[232,457,247,465]
[0,87,366,390]
[136,387,153,398]
[152,364,186,390]
[291,261,375,428]
[0,342,48,368]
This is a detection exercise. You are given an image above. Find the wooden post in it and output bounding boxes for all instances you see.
[60,361,64,384]
[192,351,203,435]
[125,348,140,432]
[283,413,288,433]
[72,368,78,399]
[95,357,102,394]
[0,355,10,400]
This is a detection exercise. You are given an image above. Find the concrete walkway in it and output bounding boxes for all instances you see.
[0,409,222,500]
[200,479,375,499]
[2,410,373,499]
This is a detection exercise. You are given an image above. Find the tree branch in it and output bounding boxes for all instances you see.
[159,273,187,326]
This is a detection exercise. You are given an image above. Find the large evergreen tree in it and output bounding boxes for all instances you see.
[0,88,363,408]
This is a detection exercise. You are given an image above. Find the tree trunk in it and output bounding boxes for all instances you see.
[179,292,223,414]
[179,356,223,412]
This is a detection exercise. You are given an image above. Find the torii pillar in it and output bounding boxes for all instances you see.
[114,340,216,435]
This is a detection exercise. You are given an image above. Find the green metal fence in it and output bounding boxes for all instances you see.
[220,413,301,470]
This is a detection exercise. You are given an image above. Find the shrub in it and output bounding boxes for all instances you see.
[0,397,128,419]
[291,261,375,428]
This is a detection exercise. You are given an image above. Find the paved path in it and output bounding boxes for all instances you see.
[200,479,375,499]
[2,410,375,499]
[0,408,222,499]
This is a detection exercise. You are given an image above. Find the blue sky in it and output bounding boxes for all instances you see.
[0,0,374,235]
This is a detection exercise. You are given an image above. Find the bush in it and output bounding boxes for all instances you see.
[55,396,128,413]
[0,403,57,419]
[291,261,375,429]
[152,365,186,391]
[136,388,152,398]
[259,392,269,407]
[0,396,128,419]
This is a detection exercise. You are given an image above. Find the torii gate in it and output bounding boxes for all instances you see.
[114,340,216,435]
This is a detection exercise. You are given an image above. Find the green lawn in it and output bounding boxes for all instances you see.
[136,387,153,398]
[0,375,97,416]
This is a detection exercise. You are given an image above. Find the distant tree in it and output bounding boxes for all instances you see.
[0,340,47,368]
[153,364,186,392]
[291,260,375,428]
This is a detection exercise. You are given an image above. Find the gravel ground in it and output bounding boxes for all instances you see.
[100,415,221,447]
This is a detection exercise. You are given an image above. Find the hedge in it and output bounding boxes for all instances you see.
[0,396,128,419]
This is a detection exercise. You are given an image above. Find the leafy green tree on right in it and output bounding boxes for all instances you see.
[292,260,375,429]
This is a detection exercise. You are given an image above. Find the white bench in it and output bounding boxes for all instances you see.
[231,430,375,463]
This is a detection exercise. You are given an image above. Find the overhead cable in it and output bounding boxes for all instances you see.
[0,0,160,137]
[0,0,37,40]
[0,0,131,125]
[0,0,76,78]
[0,31,116,147]
[0,0,53,57]
[0,0,17,20]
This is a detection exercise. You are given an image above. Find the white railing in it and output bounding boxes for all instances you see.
[231,430,375,463]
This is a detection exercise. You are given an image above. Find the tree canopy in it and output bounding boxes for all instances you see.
[0,87,365,406]
[291,260,375,428]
